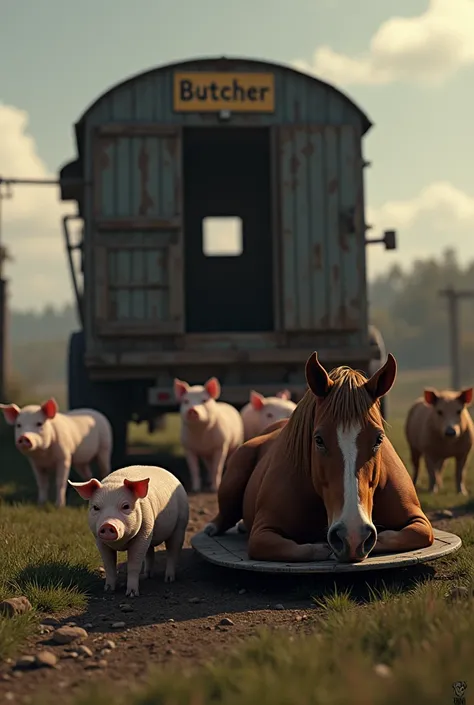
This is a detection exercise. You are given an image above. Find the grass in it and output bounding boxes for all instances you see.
[38,555,474,704]
[1,365,474,704]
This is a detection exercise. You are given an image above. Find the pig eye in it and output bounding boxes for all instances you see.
[16,423,21,429]
[183,399,189,405]
[121,502,131,511]
[92,505,100,512]
[36,422,43,428]
[266,412,274,419]
[437,410,443,416]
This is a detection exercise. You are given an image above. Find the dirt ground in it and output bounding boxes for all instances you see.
[0,493,462,705]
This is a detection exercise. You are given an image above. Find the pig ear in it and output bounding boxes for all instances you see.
[174,378,189,401]
[250,391,265,410]
[124,477,150,499]
[458,388,473,406]
[41,398,58,419]
[68,478,102,500]
[0,403,21,425]
[276,389,291,400]
[204,377,221,400]
[424,388,439,406]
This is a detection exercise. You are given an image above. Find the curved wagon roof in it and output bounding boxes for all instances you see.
[75,55,372,138]
[60,56,372,201]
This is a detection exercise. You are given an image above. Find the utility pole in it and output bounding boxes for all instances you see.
[439,287,474,390]
[0,181,13,402]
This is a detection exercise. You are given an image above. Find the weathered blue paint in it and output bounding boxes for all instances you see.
[95,134,180,219]
[64,56,372,360]
[279,124,365,332]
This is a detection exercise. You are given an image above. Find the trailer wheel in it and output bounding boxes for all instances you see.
[67,331,128,469]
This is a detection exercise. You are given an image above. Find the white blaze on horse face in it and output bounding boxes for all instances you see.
[335,423,373,534]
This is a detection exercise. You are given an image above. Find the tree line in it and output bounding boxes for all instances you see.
[6,248,474,399]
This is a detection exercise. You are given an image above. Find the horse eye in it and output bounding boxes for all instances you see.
[373,433,384,451]
[314,434,325,449]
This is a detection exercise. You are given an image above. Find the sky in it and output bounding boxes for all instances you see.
[1,0,474,310]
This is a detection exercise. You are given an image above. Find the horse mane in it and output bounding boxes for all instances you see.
[276,366,383,474]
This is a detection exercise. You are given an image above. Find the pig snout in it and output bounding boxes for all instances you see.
[98,521,121,542]
[16,434,33,450]
[444,425,458,438]
[186,407,200,422]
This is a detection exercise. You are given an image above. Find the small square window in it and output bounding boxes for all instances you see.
[202,216,243,257]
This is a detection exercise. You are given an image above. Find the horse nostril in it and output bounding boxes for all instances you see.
[327,523,347,555]
[360,524,377,555]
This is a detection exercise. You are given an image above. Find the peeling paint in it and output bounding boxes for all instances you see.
[137,142,154,216]
[312,243,322,270]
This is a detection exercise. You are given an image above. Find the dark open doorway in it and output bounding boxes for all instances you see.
[183,127,274,333]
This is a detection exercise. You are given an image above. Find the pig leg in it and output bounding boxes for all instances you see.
[96,447,111,479]
[54,460,72,508]
[455,453,470,495]
[410,448,421,487]
[185,450,202,493]
[424,456,444,493]
[164,521,187,583]
[126,537,152,597]
[30,462,49,505]
[208,446,229,493]
[75,463,93,481]
[144,544,157,579]
[96,540,117,592]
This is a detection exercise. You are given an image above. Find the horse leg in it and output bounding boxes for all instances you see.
[372,519,434,554]
[248,527,331,562]
[204,442,261,537]
[455,452,470,496]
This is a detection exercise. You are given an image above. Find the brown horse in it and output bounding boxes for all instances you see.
[205,352,433,563]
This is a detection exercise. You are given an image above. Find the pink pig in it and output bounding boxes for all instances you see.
[69,464,189,597]
[0,398,112,508]
[174,377,244,493]
[240,389,297,441]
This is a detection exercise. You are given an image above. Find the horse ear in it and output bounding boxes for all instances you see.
[364,353,397,400]
[305,352,333,398]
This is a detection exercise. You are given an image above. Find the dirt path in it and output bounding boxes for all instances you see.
[0,495,463,704]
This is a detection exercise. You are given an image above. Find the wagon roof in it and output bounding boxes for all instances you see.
[73,55,372,151]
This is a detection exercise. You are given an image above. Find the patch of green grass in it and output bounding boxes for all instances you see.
[0,612,39,662]
[0,502,100,658]
[46,572,474,705]
[127,414,183,455]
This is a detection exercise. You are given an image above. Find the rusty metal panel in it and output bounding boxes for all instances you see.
[93,131,181,220]
[279,124,365,332]
[93,232,181,336]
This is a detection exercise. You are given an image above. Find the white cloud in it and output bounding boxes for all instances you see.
[0,104,77,310]
[293,0,474,86]
[366,181,474,278]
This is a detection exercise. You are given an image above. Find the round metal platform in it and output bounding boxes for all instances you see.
[191,527,461,574]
